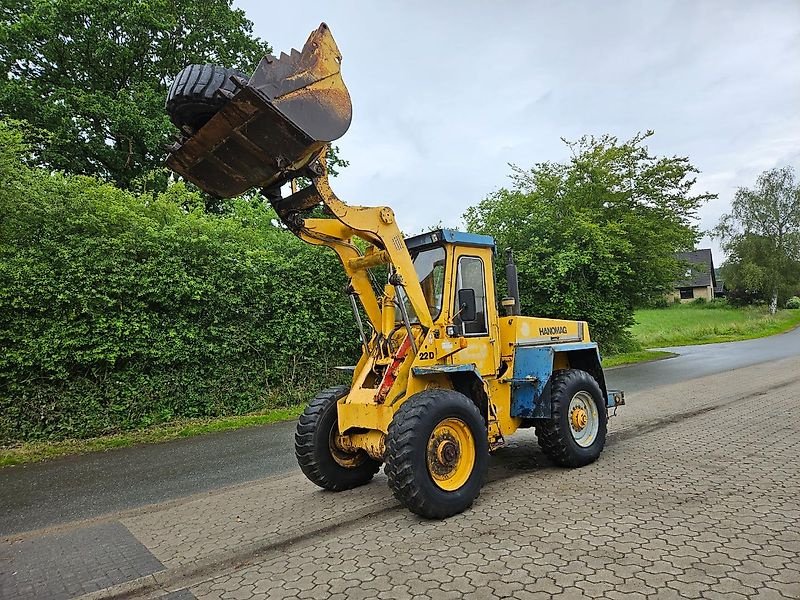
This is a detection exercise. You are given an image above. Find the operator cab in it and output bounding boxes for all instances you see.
[403,229,497,336]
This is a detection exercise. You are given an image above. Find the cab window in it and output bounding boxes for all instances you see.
[455,256,488,335]
[400,246,446,323]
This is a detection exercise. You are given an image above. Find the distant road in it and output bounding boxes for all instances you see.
[2,325,799,536]
[604,325,800,393]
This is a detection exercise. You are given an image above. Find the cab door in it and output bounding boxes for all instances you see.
[452,249,500,376]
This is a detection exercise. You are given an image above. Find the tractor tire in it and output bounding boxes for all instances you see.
[385,389,488,519]
[295,385,381,491]
[166,64,246,132]
[536,369,608,468]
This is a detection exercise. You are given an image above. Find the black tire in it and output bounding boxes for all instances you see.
[166,64,246,132]
[536,369,608,468]
[385,389,488,519]
[295,385,381,491]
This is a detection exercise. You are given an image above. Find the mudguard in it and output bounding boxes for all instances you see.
[509,342,621,418]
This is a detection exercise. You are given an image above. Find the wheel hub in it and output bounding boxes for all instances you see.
[567,391,600,448]
[570,406,588,431]
[426,417,476,491]
[436,439,459,466]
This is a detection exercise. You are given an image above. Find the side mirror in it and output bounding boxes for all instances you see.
[457,288,477,322]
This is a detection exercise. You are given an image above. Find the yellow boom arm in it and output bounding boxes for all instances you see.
[273,170,433,337]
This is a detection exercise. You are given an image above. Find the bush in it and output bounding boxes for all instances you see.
[725,287,760,307]
[647,297,670,309]
[787,296,800,310]
[691,297,707,305]
[704,298,729,309]
[0,122,359,443]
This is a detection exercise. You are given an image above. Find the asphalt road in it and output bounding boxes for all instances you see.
[605,324,800,393]
[3,326,799,536]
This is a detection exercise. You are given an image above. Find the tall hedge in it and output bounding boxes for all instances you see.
[0,122,358,443]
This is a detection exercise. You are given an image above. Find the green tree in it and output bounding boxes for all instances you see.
[0,0,271,188]
[464,131,713,350]
[715,166,800,313]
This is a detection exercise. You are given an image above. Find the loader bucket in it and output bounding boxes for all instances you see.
[166,23,351,198]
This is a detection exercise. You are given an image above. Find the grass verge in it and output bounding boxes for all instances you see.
[602,350,676,368]
[631,305,800,348]
[0,405,304,468]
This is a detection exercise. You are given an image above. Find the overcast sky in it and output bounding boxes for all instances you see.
[234,0,800,262]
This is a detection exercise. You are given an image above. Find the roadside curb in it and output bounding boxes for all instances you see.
[74,500,398,600]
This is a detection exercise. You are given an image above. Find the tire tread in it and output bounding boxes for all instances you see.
[165,64,246,131]
[536,369,607,468]
[295,385,380,491]
[385,389,487,519]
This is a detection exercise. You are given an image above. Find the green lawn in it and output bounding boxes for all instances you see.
[631,304,800,349]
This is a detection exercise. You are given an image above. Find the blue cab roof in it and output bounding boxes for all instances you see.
[405,229,496,252]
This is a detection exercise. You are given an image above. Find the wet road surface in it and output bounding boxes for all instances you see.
[605,325,800,393]
[2,326,798,536]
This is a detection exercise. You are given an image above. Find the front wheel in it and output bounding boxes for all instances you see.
[385,389,488,519]
[536,369,608,468]
[295,386,381,491]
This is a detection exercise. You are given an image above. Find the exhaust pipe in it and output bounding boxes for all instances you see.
[503,248,520,316]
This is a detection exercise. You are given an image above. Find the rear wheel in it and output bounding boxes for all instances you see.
[166,64,246,132]
[295,386,380,491]
[385,389,488,519]
[536,369,607,467]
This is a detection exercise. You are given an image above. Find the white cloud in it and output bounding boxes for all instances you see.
[236,0,800,262]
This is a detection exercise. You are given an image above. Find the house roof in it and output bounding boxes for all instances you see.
[675,249,716,288]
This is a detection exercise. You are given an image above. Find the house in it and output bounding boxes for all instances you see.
[667,249,717,302]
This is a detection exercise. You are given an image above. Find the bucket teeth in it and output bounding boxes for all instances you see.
[249,23,343,101]
[271,48,302,73]
[266,49,301,68]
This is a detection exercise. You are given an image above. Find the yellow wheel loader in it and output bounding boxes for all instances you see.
[165,23,624,519]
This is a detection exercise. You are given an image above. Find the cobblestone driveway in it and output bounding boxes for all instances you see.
[3,358,800,599]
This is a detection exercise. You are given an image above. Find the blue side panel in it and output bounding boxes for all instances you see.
[607,389,625,407]
[510,341,602,419]
[510,346,555,418]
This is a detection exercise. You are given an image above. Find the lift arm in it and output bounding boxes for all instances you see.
[270,169,434,336]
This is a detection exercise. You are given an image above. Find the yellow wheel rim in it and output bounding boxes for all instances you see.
[426,417,476,491]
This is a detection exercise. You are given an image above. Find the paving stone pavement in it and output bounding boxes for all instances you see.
[3,357,800,599]
[180,358,800,600]
[0,521,163,599]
